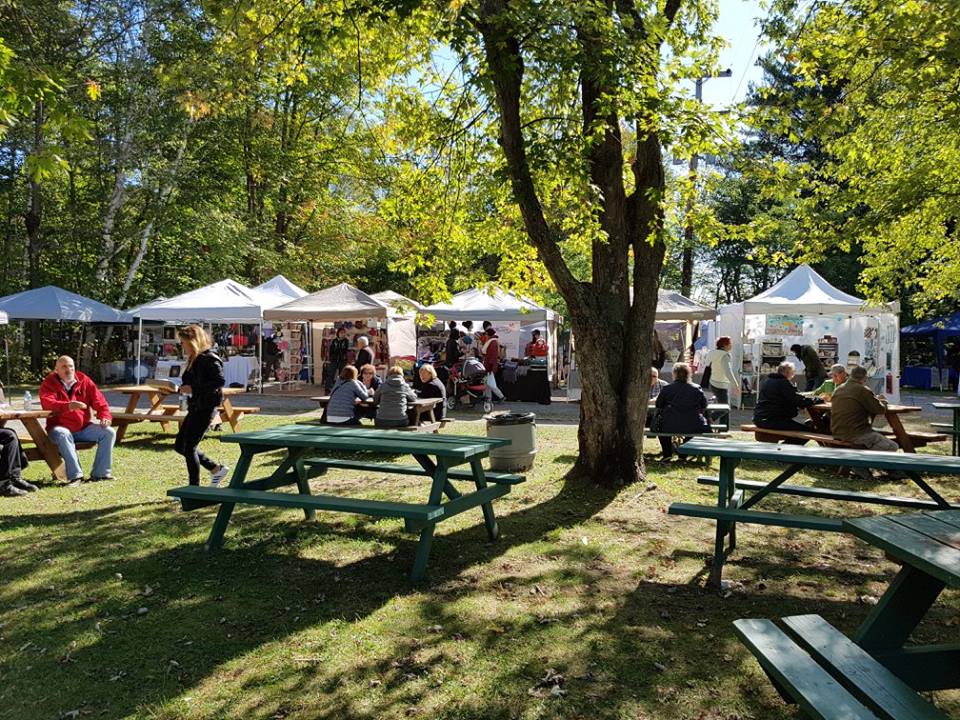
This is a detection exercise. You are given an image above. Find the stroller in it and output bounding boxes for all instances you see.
[446,357,492,413]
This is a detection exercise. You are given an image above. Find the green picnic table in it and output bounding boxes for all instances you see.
[669,438,960,587]
[167,424,526,581]
[931,402,960,455]
[732,510,960,718]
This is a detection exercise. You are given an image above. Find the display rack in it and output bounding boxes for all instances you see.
[818,335,839,369]
[759,339,786,375]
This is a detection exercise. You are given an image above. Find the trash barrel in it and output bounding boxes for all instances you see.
[486,412,537,472]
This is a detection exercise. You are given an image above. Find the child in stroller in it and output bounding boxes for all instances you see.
[446,356,492,412]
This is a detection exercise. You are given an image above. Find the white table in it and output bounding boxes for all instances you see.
[223,355,258,387]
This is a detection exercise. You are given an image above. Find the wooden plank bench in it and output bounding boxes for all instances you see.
[733,614,948,719]
[741,424,945,450]
[300,457,525,485]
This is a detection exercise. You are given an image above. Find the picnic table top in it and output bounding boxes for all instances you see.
[810,401,921,413]
[114,384,245,396]
[0,409,49,420]
[647,401,730,411]
[844,510,960,588]
[220,423,508,459]
[311,395,442,407]
[677,437,960,473]
[931,402,960,411]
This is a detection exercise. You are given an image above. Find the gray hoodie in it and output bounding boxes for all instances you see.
[374,375,418,423]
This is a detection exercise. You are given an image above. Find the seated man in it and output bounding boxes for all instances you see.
[830,365,898,451]
[0,428,37,497]
[39,355,116,486]
[648,367,669,399]
[813,363,848,400]
[653,362,710,458]
[753,361,817,442]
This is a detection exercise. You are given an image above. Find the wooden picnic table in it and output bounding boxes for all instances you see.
[0,408,78,482]
[167,424,526,582]
[931,402,960,455]
[646,401,731,431]
[807,401,923,452]
[312,395,443,426]
[669,437,960,587]
[731,511,959,718]
[112,384,252,440]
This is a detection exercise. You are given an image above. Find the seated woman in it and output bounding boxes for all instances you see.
[325,366,371,426]
[356,364,381,420]
[654,362,710,458]
[416,364,446,421]
[374,366,418,428]
[752,361,817,443]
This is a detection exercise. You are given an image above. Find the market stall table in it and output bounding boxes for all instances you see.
[167,425,526,581]
[0,409,93,482]
[931,402,960,455]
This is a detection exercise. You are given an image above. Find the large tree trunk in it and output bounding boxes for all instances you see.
[476,0,671,486]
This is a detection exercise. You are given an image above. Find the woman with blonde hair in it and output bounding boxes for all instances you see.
[175,325,229,486]
[416,363,446,421]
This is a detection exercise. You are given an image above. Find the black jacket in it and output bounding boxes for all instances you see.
[753,372,815,423]
[444,331,461,367]
[355,346,374,369]
[329,337,349,368]
[182,350,225,412]
[655,381,709,434]
[417,377,446,420]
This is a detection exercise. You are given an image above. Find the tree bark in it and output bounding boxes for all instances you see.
[476,0,670,486]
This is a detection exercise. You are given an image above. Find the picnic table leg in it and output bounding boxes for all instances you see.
[22,416,67,482]
[293,452,316,521]
[469,458,499,541]
[410,457,449,582]
[709,456,738,589]
[885,411,915,453]
[221,396,241,432]
[158,405,179,433]
[953,409,960,456]
[853,564,945,653]
[205,448,254,552]
[413,454,461,500]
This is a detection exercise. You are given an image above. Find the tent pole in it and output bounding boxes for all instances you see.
[258,320,263,394]
[135,318,143,385]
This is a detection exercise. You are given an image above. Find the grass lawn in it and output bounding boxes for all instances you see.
[2,413,958,719]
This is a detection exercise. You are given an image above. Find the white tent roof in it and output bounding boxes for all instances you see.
[423,286,560,323]
[131,279,288,322]
[253,275,308,299]
[0,285,132,323]
[0,309,7,324]
[371,290,424,313]
[655,289,717,321]
[264,282,390,322]
[742,264,896,315]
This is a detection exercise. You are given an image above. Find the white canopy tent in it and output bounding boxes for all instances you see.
[264,283,417,381]
[0,285,132,323]
[716,265,900,405]
[253,275,308,300]
[130,279,294,390]
[423,287,563,380]
[371,290,424,313]
[0,310,7,325]
[655,289,716,321]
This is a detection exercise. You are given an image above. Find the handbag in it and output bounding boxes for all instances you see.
[700,364,712,389]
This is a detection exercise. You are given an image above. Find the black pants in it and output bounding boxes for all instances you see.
[0,428,24,485]
[174,407,219,485]
[755,417,812,444]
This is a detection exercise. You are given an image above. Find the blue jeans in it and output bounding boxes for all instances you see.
[50,423,116,480]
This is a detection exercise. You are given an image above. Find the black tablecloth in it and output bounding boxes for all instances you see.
[502,366,551,404]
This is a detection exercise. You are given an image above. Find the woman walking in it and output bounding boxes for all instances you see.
[175,325,229,487]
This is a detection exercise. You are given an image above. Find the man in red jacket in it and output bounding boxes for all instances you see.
[39,356,116,486]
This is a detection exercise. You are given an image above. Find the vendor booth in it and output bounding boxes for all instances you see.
[900,311,960,391]
[264,283,417,389]
[253,275,308,299]
[714,265,900,407]
[130,279,290,390]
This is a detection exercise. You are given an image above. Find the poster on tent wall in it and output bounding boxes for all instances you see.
[765,314,803,336]
[496,322,521,359]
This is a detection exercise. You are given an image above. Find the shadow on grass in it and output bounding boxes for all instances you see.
[0,469,620,719]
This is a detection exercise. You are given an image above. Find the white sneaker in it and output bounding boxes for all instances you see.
[210,465,230,486]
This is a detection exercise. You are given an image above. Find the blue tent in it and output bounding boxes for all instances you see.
[901,311,960,386]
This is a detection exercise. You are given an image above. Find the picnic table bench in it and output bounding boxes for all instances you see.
[111,385,257,440]
[733,509,960,718]
[167,424,525,582]
[668,438,960,586]
[931,402,960,455]
[0,408,95,482]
